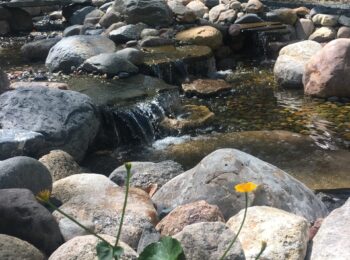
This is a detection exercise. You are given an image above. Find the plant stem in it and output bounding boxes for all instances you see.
[255,241,267,260]
[114,165,131,249]
[46,200,112,247]
[219,192,248,260]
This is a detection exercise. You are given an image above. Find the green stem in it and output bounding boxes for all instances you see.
[114,165,131,249]
[219,192,248,260]
[46,200,113,247]
[255,242,267,260]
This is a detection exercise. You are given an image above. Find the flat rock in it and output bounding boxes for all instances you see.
[227,206,309,260]
[182,78,232,96]
[153,148,328,221]
[10,81,69,90]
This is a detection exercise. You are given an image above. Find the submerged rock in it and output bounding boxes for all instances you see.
[182,78,232,96]
[153,148,328,221]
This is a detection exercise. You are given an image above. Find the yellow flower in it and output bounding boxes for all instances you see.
[235,182,257,193]
[36,190,51,203]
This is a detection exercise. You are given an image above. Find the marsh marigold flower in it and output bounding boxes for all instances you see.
[36,189,51,203]
[235,182,257,193]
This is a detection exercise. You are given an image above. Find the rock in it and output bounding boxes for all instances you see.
[186,0,208,18]
[103,21,126,35]
[141,28,159,38]
[0,7,11,20]
[84,9,104,25]
[0,87,100,161]
[49,11,63,20]
[52,174,158,249]
[21,37,62,61]
[123,0,173,27]
[174,222,245,260]
[227,206,309,260]
[58,218,95,241]
[153,148,328,221]
[46,35,116,73]
[308,27,336,42]
[338,26,350,38]
[156,200,224,236]
[245,0,264,14]
[69,6,96,25]
[167,0,197,23]
[100,2,113,12]
[39,150,82,181]
[203,0,219,9]
[175,26,222,50]
[208,4,236,24]
[295,18,314,40]
[81,53,139,76]
[109,160,183,190]
[0,189,63,255]
[304,39,350,98]
[0,234,45,260]
[274,40,322,88]
[140,36,174,47]
[310,198,350,260]
[109,24,146,44]
[182,78,232,96]
[99,10,121,28]
[234,13,264,24]
[312,14,339,27]
[265,8,297,25]
[338,15,350,27]
[0,70,9,93]
[7,7,33,32]
[0,156,52,195]
[63,25,83,37]
[115,47,144,65]
[48,234,137,260]
[10,81,69,90]
[0,20,10,35]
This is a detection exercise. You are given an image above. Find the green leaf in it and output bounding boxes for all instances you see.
[138,237,185,260]
[96,242,124,260]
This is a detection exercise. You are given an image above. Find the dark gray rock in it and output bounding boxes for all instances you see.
[109,160,183,189]
[21,37,62,61]
[63,25,83,37]
[109,24,147,44]
[0,189,63,255]
[69,6,96,25]
[45,35,116,73]
[7,7,33,32]
[234,13,264,24]
[115,47,144,65]
[0,156,52,194]
[0,7,11,20]
[0,87,100,161]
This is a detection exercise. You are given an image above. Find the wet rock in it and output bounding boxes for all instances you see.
[338,26,350,38]
[227,206,309,260]
[63,25,83,37]
[141,28,160,38]
[153,148,328,221]
[156,200,224,236]
[69,6,96,25]
[308,27,336,42]
[304,39,350,98]
[0,20,10,35]
[0,156,52,194]
[167,0,197,23]
[174,222,245,260]
[295,18,314,40]
[52,173,158,249]
[109,160,183,190]
[0,189,63,255]
[312,14,339,27]
[39,150,82,181]
[338,15,350,27]
[310,198,350,260]
[0,234,45,260]
[182,78,232,96]
[21,37,62,61]
[208,4,237,24]
[175,25,222,50]
[0,87,100,161]
[186,0,208,18]
[245,0,264,14]
[84,9,104,25]
[109,24,147,44]
[274,40,322,88]
[116,47,144,65]
[140,36,174,47]
[46,35,116,73]
[123,0,173,27]
[0,70,9,93]
[48,234,138,260]
[265,8,298,25]
[7,7,33,32]
[99,10,121,28]
[10,81,69,90]
[81,53,139,76]
[234,13,263,24]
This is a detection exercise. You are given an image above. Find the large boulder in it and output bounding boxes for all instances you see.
[52,174,158,249]
[21,37,62,61]
[109,160,183,189]
[0,156,52,194]
[0,87,100,161]
[46,35,116,73]
[0,189,63,255]
[0,234,45,260]
[153,149,328,221]
[274,40,322,88]
[156,200,225,236]
[310,198,350,260]
[173,222,245,260]
[49,234,138,260]
[227,206,309,260]
[303,39,350,98]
